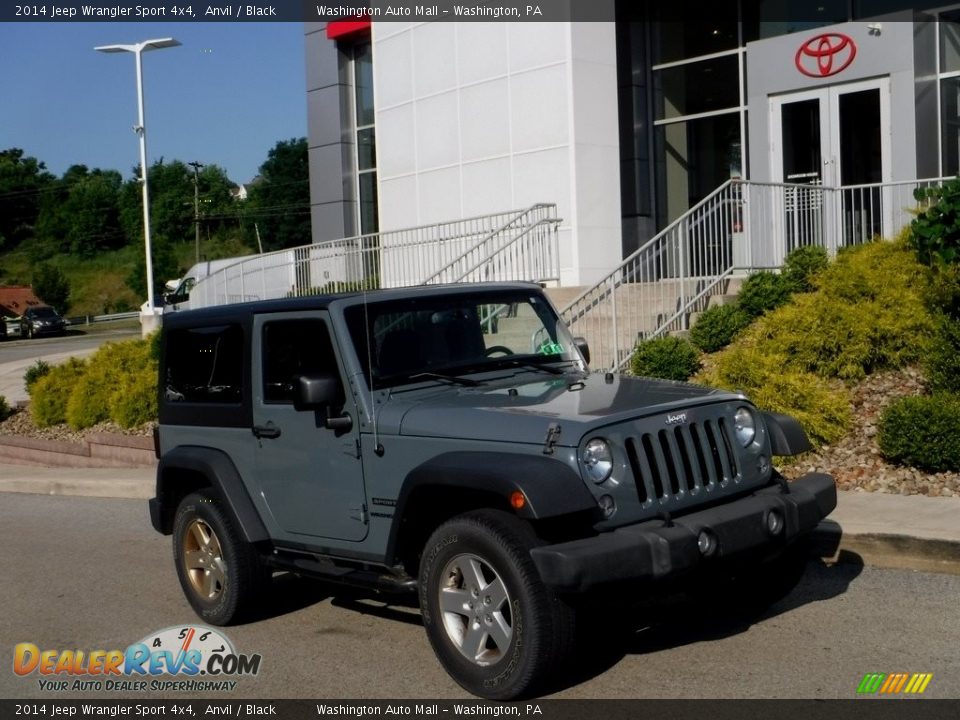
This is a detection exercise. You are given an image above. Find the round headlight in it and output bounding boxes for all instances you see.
[734,407,756,447]
[581,438,613,484]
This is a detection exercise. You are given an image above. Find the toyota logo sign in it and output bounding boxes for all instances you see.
[795,33,857,78]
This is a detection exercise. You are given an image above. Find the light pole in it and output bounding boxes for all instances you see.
[188,161,204,264]
[95,37,181,335]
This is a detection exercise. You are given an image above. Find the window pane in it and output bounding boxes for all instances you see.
[941,11,960,73]
[262,319,339,404]
[652,18,738,64]
[941,77,960,176]
[654,55,740,120]
[359,171,379,234]
[357,127,376,171]
[354,42,374,127]
[655,112,742,226]
[164,325,244,404]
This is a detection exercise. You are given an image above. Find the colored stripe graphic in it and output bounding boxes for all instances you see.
[857,673,885,694]
[858,673,933,695]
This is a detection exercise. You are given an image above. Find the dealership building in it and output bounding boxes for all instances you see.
[302,2,960,289]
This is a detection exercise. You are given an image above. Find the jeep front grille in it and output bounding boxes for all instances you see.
[625,419,740,505]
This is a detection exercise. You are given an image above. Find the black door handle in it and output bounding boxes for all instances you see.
[252,422,281,439]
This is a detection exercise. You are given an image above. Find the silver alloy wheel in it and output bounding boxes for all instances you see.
[182,518,227,600]
[438,553,513,666]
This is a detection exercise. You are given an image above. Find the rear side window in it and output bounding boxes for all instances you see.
[164,325,244,404]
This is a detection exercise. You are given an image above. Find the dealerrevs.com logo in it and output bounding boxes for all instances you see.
[795,33,857,78]
[13,625,262,692]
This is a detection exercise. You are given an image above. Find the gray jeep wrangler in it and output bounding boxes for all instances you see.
[149,282,836,699]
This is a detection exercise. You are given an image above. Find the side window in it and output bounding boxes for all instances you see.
[164,325,244,404]
[262,319,342,405]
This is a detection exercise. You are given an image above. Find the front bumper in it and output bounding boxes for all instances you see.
[530,472,836,592]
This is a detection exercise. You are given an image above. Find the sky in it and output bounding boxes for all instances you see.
[0,22,307,184]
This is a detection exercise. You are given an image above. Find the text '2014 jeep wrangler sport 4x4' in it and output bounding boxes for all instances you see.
[149,282,836,699]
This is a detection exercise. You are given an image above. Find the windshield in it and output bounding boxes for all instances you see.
[33,307,58,318]
[345,291,583,389]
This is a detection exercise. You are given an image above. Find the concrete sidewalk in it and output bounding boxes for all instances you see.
[0,462,957,574]
[0,348,101,405]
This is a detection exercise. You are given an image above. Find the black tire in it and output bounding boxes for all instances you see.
[172,490,270,625]
[419,510,575,700]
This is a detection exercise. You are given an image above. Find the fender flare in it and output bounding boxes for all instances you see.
[763,411,813,456]
[385,451,598,561]
[154,446,269,543]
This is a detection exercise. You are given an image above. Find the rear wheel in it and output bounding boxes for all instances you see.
[172,490,270,625]
[419,510,575,700]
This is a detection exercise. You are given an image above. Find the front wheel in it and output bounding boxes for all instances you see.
[419,510,574,700]
[172,490,270,625]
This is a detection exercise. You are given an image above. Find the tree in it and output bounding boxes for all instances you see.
[246,138,310,251]
[32,263,71,312]
[0,148,55,249]
[126,236,180,302]
[35,165,125,257]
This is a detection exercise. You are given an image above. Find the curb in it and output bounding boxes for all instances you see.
[811,520,960,576]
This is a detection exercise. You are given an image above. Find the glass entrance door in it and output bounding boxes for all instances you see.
[770,78,891,251]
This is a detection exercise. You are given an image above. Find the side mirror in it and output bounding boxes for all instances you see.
[574,337,590,365]
[294,373,353,432]
[293,373,340,412]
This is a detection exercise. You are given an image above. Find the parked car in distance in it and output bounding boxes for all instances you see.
[20,306,67,338]
[2,316,21,339]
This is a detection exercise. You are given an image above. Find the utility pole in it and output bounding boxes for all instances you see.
[188,160,204,263]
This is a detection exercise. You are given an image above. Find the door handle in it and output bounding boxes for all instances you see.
[252,422,281,439]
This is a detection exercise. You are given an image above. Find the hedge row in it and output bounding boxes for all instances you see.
[29,337,157,430]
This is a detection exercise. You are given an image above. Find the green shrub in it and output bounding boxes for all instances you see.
[744,241,932,381]
[924,315,960,394]
[109,367,158,428]
[924,264,960,319]
[695,343,851,448]
[0,395,11,422]
[630,336,701,381]
[783,245,829,292]
[878,394,960,472]
[23,359,51,394]
[689,304,751,353]
[31,358,87,428]
[65,339,156,430]
[910,177,960,266]
[737,271,793,318]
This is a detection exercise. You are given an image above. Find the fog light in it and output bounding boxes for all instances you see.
[697,530,717,557]
[766,510,784,536]
[598,494,616,518]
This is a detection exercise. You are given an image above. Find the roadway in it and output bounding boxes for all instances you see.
[1,493,958,700]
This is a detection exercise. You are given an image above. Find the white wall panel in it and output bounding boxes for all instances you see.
[507,23,567,73]
[415,92,460,169]
[375,33,414,108]
[377,103,416,177]
[461,158,513,217]
[510,64,569,153]
[457,23,508,85]
[378,174,418,229]
[459,79,511,162]
[413,23,458,97]
[418,167,462,224]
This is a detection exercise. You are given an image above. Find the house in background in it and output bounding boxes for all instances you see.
[0,286,42,319]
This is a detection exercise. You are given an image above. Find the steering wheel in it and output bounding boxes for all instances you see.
[484,345,514,357]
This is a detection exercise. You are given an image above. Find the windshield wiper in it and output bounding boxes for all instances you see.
[498,358,567,375]
[407,372,480,387]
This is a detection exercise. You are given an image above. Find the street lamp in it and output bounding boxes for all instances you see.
[95,37,181,335]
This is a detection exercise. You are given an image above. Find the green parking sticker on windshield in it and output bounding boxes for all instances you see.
[538,341,564,356]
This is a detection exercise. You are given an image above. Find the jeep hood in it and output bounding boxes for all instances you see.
[383,372,740,446]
